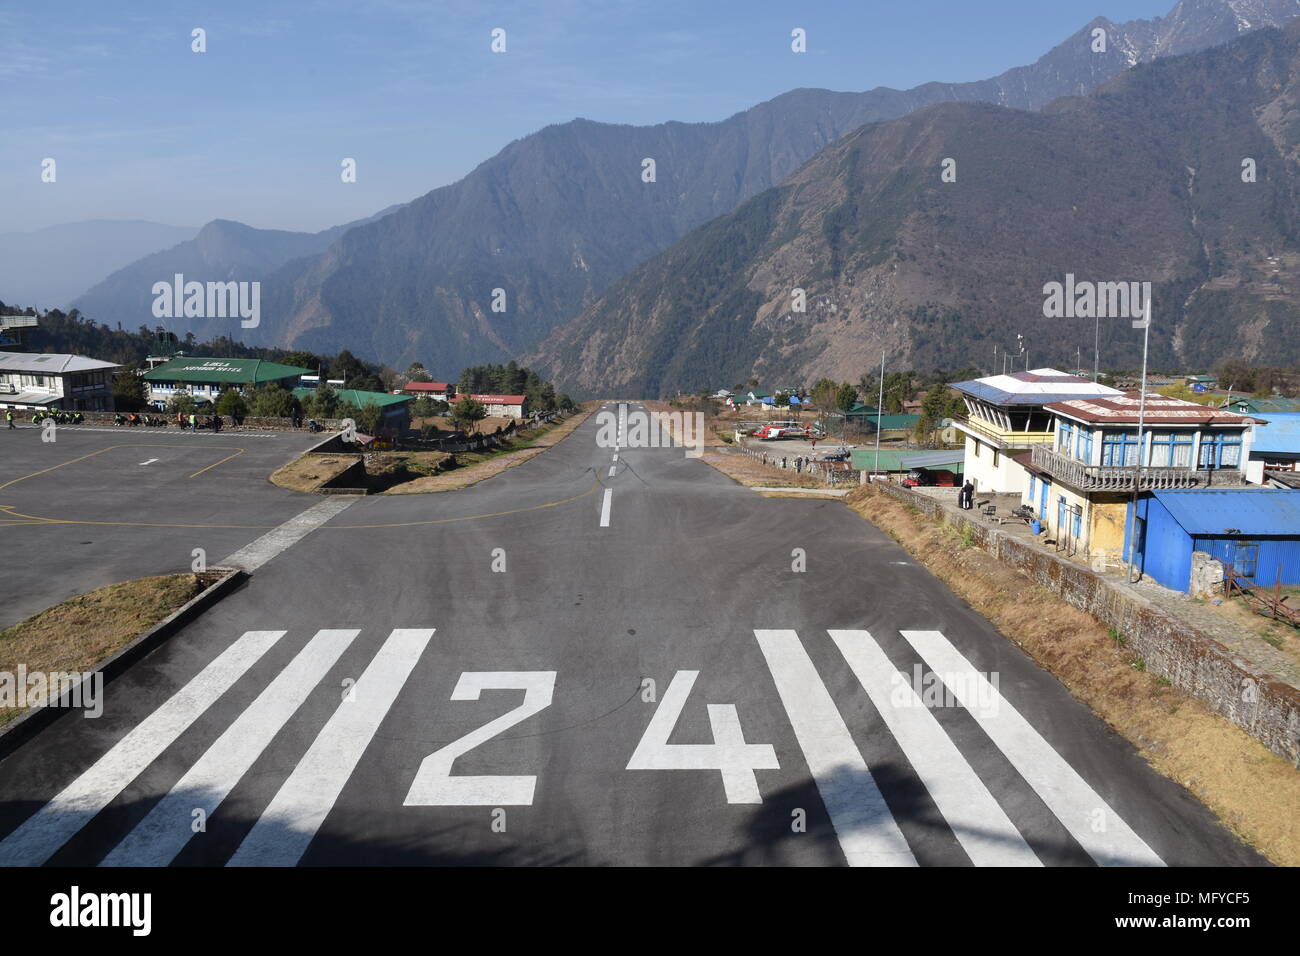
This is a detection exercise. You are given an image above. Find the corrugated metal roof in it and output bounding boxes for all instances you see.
[951,367,1122,406]
[1049,393,1261,426]
[0,352,120,373]
[1253,413,1300,455]
[849,449,911,471]
[900,450,965,469]
[1152,489,1300,536]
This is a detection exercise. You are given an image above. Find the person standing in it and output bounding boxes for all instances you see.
[961,479,974,510]
[188,412,197,432]
[5,409,13,429]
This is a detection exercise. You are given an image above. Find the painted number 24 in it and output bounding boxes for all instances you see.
[403,670,777,806]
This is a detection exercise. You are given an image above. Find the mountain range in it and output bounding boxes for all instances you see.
[531,18,1300,396]
[32,0,1300,388]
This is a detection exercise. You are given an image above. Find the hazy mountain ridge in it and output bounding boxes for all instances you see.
[0,220,199,310]
[70,206,404,331]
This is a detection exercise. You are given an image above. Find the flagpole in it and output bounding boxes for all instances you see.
[1125,300,1152,584]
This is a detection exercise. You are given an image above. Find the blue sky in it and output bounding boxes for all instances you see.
[1,0,1175,234]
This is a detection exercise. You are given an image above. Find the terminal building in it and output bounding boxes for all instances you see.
[0,352,121,412]
[142,357,313,408]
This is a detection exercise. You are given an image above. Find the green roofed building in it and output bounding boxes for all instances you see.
[852,413,922,433]
[143,357,313,407]
[291,388,413,432]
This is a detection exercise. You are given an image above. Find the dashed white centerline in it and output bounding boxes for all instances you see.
[599,488,613,527]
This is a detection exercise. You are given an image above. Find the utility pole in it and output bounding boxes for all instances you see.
[1124,301,1152,584]
[874,352,885,478]
[1093,314,1101,382]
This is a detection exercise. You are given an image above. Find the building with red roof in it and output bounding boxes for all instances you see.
[453,393,529,418]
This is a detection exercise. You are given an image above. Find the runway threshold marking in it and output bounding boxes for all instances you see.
[228,628,434,867]
[0,630,286,867]
[827,630,1040,867]
[899,630,1164,867]
[754,629,916,867]
[100,629,361,867]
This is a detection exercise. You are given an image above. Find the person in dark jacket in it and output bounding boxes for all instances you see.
[960,480,974,509]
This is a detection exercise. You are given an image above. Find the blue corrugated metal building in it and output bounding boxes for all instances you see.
[1125,489,1300,591]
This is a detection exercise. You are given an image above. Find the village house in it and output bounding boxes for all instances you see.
[1021,394,1261,564]
[453,393,528,419]
[400,381,455,401]
[0,352,121,412]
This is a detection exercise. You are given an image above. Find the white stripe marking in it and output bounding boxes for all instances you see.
[899,630,1164,867]
[828,630,1041,867]
[221,496,356,572]
[608,465,616,477]
[99,629,360,867]
[599,488,612,527]
[227,628,433,866]
[754,629,916,866]
[0,630,284,867]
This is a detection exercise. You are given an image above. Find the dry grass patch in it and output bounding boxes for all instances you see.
[383,406,595,494]
[0,574,205,728]
[269,453,361,493]
[845,484,1300,866]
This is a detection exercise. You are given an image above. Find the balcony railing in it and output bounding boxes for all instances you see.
[1030,445,1244,491]
[958,416,1056,447]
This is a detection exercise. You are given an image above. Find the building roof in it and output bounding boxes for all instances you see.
[1151,489,1300,537]
[846,403,880,416]
[292,388,411,409]
[1223,396,1300,414]
[849,449,912,472]
[454,393,526,405]
[1251,413,1300,456]
[951,368,1123,407]
[402,381,451,392]
[0,352,120,373]
[1046,393,1263,426]
[861,413,922,431]
[143,357,312,384]
[900,450,965,470]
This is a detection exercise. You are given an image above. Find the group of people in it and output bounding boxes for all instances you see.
[760,452,814,474]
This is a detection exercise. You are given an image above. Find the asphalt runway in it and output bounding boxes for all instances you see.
[0,405,1267,866]
[0,424,324,628]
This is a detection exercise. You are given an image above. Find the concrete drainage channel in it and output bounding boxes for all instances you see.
[0,568,248,762]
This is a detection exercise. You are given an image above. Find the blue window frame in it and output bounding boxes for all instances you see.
[1198,431,1243,469]
[1071,505,1082,540]
[1058,421,1073,456]
[1150,431,1195,467]
[1101,429,1139,467]
[1076,427,1093,464]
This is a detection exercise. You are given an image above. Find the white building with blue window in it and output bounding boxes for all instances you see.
[950,369,1122,497]
[1018,393,1261,565]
